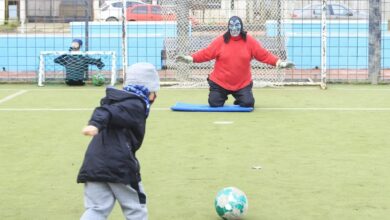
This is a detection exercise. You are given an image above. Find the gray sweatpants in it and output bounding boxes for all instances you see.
[80,182,147,220]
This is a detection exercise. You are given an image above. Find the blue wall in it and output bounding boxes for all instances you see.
[0,21,178,72]
[1,20,388,71]
[266,20,390,69]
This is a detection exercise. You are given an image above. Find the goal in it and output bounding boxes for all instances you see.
[38,51,117,86]
[160,0,327,88]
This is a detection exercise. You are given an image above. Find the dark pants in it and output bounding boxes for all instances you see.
[208,79,255,107]
[65,79,85,86]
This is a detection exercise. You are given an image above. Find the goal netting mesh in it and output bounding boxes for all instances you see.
[38,51,117,86]
[160,0,287,88]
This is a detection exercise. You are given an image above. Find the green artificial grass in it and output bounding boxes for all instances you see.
[0,84,389,219]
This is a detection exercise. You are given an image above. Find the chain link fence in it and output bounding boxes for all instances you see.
[161,0,287,87]
[0,0,389,85]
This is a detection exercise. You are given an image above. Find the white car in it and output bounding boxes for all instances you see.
[292,3,368,20]
[100,0,146,21]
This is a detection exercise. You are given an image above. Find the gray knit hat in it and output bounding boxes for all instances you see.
[125,63,160,92]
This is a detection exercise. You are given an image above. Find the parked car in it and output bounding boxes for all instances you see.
[126,4,199,25]
[291,3,368,19]
[100,0,146,21]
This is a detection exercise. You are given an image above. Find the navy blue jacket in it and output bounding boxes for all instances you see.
[77,87,147,185]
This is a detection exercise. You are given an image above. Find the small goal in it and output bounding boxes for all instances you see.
[38,51,117,86]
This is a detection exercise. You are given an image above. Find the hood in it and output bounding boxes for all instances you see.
[103,86,142,103]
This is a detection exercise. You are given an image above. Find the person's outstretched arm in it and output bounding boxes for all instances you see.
[54,54,68,66]
[176,37,222,64]
[250,36,294,69]
[250,36,279,66]
[83,56,105,69]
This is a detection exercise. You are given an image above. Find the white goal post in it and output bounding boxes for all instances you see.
[38,51,117,86]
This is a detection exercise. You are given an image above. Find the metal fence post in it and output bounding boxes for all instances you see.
[176,0,190,79]
[369,0,382,84]
[85,0,90,52]
[321,0,327,89]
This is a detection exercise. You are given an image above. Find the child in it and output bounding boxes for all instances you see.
[54,39,105,86]
[77,62,160,220]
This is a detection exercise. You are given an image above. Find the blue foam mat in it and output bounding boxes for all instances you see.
[171,102,254,112]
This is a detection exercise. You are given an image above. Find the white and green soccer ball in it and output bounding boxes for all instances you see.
[215,187,248,220]
[92,73,105,86]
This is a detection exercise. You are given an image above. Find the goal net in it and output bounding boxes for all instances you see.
[38,51,117,86]
[160,0,288,88]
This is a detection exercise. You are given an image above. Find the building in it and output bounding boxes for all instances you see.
[0,0,100,24]
[0,0,25,24]
[1,0,387,26]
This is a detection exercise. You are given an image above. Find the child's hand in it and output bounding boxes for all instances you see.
[97,58,105,69]
[82,125,99,136]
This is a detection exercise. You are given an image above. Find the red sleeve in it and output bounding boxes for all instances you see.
[249,35,279,66]
[191,37,222,63]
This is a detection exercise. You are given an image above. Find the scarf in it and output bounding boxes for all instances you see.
[123,85,151,116]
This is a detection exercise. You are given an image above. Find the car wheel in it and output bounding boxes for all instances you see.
[106,17,119,22]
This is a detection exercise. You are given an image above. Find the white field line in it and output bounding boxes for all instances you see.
[0,90,28,104]
[0,107,170,111]
[0,88,109,92]
[0,108,93,111]
[255,107,390,111]
[214,121,234,124]
[1,107,390,112]
[1,87,390,92]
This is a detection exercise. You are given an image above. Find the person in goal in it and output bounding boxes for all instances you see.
[176,16,294,108]
[54,39,105,86]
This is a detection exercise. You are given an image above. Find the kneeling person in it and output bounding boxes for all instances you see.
[176,16,294,107]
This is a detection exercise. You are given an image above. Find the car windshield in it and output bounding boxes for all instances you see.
[312,5,322,15]
[101,4,109,10]
[109,1,144,8]
[152,6,162,14]
[111,2,123,8]
[127,1,144,7]
[332,5,349,15]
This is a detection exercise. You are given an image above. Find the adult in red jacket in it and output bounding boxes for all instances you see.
[176,16,294,107]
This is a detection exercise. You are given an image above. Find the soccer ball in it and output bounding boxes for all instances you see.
[92,73,105,86]
[215,187,248,220]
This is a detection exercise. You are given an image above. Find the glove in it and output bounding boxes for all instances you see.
[97,58,105,69]
[175,54,193,64]
[276,60,295,69]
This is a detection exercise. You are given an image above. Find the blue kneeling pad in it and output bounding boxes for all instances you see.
[171,102,254,112]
